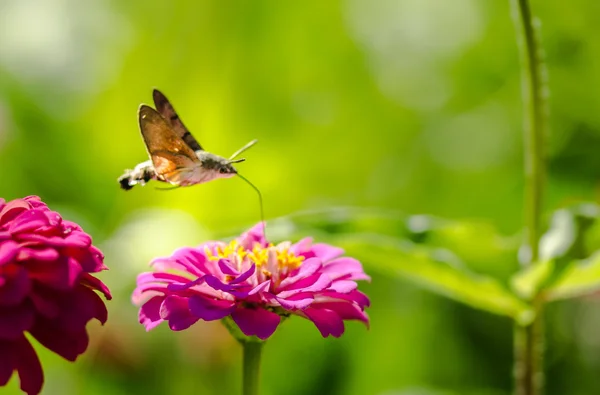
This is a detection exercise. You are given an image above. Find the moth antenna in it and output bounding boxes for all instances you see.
[155,185,182,191]
[237,173,267,240]
[229,139,258,161]
[229,158,246,164]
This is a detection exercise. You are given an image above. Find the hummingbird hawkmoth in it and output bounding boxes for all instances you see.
[118,89,257,191]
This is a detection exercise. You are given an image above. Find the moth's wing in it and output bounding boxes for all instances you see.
[138,104,199,183]
[152,89,203,151]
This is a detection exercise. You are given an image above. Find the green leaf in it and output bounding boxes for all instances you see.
[510,204,599,301]
[416,217,520,281]
[545,250,600,301]
[510,260,554,300]
[271,207,520,281]
[328,233,533,324]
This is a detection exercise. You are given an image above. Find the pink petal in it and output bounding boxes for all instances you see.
[29,284,108,329]
[181,247,220,275]
[158,247,213,277]
[303,307,345,338]
[65,285,110,328]
[327,280,358,293]
[43,211,62,227]
[15,231,90,249]
[0,265,31,306]
[79,273,112,300]
[317,290,371,308]
[135,272,195,298]
[0,340,15,387]
[231,307,280,340]
[63,232,92,248]
[188,295,235,321]
[139,296,164,330]
[305,243,344,262]
[66,245,105,272]
[275,292,314,310]
[61,220,82,232]
[203,272,256,295]
[278,258,322,290]
[276,274,332,299]
[218,259,239,276]
[11,210,54,235]
[312,301,369,325]
[321,257,370,281]
[204,275,236,292]
[30,319,90,361]
[29,292,59,319]
[237,280,271,297]
[16,247,60,262]
[289,237,314,255]
[0,336,43,395]
[203,266,257,295]
[230,280,271,298]
[0,200,32,227]
[237,222,268,249]
[8,210,49,234]
[0,240,19,266]
[230,264,256,284]
[23,196,46,209]
[160,295,199,331]
[166,276,207,293]
[26,257,82,290]
[137,271,191,286]
[15,337,44,395]
[0,307,34,340]
[249,280,271,295]
[150,257,191,274]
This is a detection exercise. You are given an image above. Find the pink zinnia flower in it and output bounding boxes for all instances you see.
[133,223,370,340]
[0,196,111,395]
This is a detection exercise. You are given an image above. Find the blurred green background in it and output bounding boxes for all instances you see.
[2,0,600,394]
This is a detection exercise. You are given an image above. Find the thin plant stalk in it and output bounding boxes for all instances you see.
[510,0,548,394]
[242,341,263,395]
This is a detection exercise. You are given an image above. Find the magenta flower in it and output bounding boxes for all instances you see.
[0,196,111,395]
[133,223,370,340]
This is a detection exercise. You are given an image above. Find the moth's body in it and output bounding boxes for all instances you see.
[118,89,254,191]
[119,151,237,190]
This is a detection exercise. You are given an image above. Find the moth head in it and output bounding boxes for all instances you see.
[218,159,244,178]
[216,139,256,179]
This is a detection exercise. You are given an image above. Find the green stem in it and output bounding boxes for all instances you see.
[510,0,548,394]
[512,0,546,260]
[242,341,263,395]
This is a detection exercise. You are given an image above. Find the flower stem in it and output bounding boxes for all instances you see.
[242,341,263,395]
[510,0,548,394]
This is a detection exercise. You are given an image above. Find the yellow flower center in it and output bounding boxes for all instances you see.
[207,240,247,261]
[206,240,305,271]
